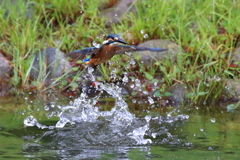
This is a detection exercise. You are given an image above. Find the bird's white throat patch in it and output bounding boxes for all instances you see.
[102,40,109,44]
[102,40,120,46]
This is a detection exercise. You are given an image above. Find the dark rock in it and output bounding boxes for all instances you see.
[137,39,181,65]
[98,0,120,11]
[166,83,186,107]
[30,48,72,86]
[0,54,12,96]
[0,54,11,79]
[0,0,34,19]
[231,47,240,66]
[101,0,136,26]
[222,79,240,100]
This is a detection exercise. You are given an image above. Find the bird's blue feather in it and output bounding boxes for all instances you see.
[83,58,90,62]
[71,47,98,55]
[118,45,168,52]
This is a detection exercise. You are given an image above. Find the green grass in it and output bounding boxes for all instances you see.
[0,0,239,105]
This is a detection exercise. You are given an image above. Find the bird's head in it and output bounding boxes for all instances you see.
[102,34,127,45]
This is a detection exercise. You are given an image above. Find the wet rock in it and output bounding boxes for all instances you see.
[98,0,119,11]
[231,47,240,67]
[30,47,72,86]
[166,83,186,107]
[0,54,12,96]
[0,54,11,79]
[137,39,181,65]
[0,0,34,19]
[101,0,136,26]
[222,79,240,100]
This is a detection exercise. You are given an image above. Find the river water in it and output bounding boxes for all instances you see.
[0,79,240,159]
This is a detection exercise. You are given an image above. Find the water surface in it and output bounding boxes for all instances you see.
[0,90,240,160]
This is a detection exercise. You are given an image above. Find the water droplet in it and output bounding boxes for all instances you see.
[225,85,230,90]
[125,64,130,69]
[208,147,213,150]
[129,59,135,65]
[92,41,100,48]
[200,128,204,131]
[148,96,154,104]
[143,91,148,95]
[24,116,37,127]
[140,30,144,34]
[211,118,216,123]
[130,84,135,88]
[145,115,151,122]
[56,118,70,128]
[152,132,157,138]
[214,75,221,81]
[135,79,141,87]
[143,34,149,39]
[122,75,128,83]
[185,142,193,146]
[115,14,118,17]
[44,106,49,111]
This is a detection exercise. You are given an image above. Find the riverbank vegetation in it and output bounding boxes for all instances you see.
[0,0,240,105]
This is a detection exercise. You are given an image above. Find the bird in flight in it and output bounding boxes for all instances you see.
[67,34,168,67]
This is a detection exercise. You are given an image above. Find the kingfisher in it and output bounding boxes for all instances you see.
[67,34,167,67]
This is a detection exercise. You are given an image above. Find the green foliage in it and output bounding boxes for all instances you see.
[227,102,240,112]
[0,0,239,104]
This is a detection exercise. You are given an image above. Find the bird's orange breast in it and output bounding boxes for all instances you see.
[85,45,117,65]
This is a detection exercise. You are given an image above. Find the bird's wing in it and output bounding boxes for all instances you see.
[114,45,168,55]
[66,47,100,60]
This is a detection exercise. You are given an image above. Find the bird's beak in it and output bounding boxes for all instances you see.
[116,38,128,45]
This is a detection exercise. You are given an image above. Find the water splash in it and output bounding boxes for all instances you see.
[92,41,100,48]
[143,34,149,39]
[24,67,189,146]
[24,116,49,129]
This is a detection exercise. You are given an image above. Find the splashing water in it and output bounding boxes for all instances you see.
[92,41,100,48]
[55,82,134,127]
[24,67,189,146]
